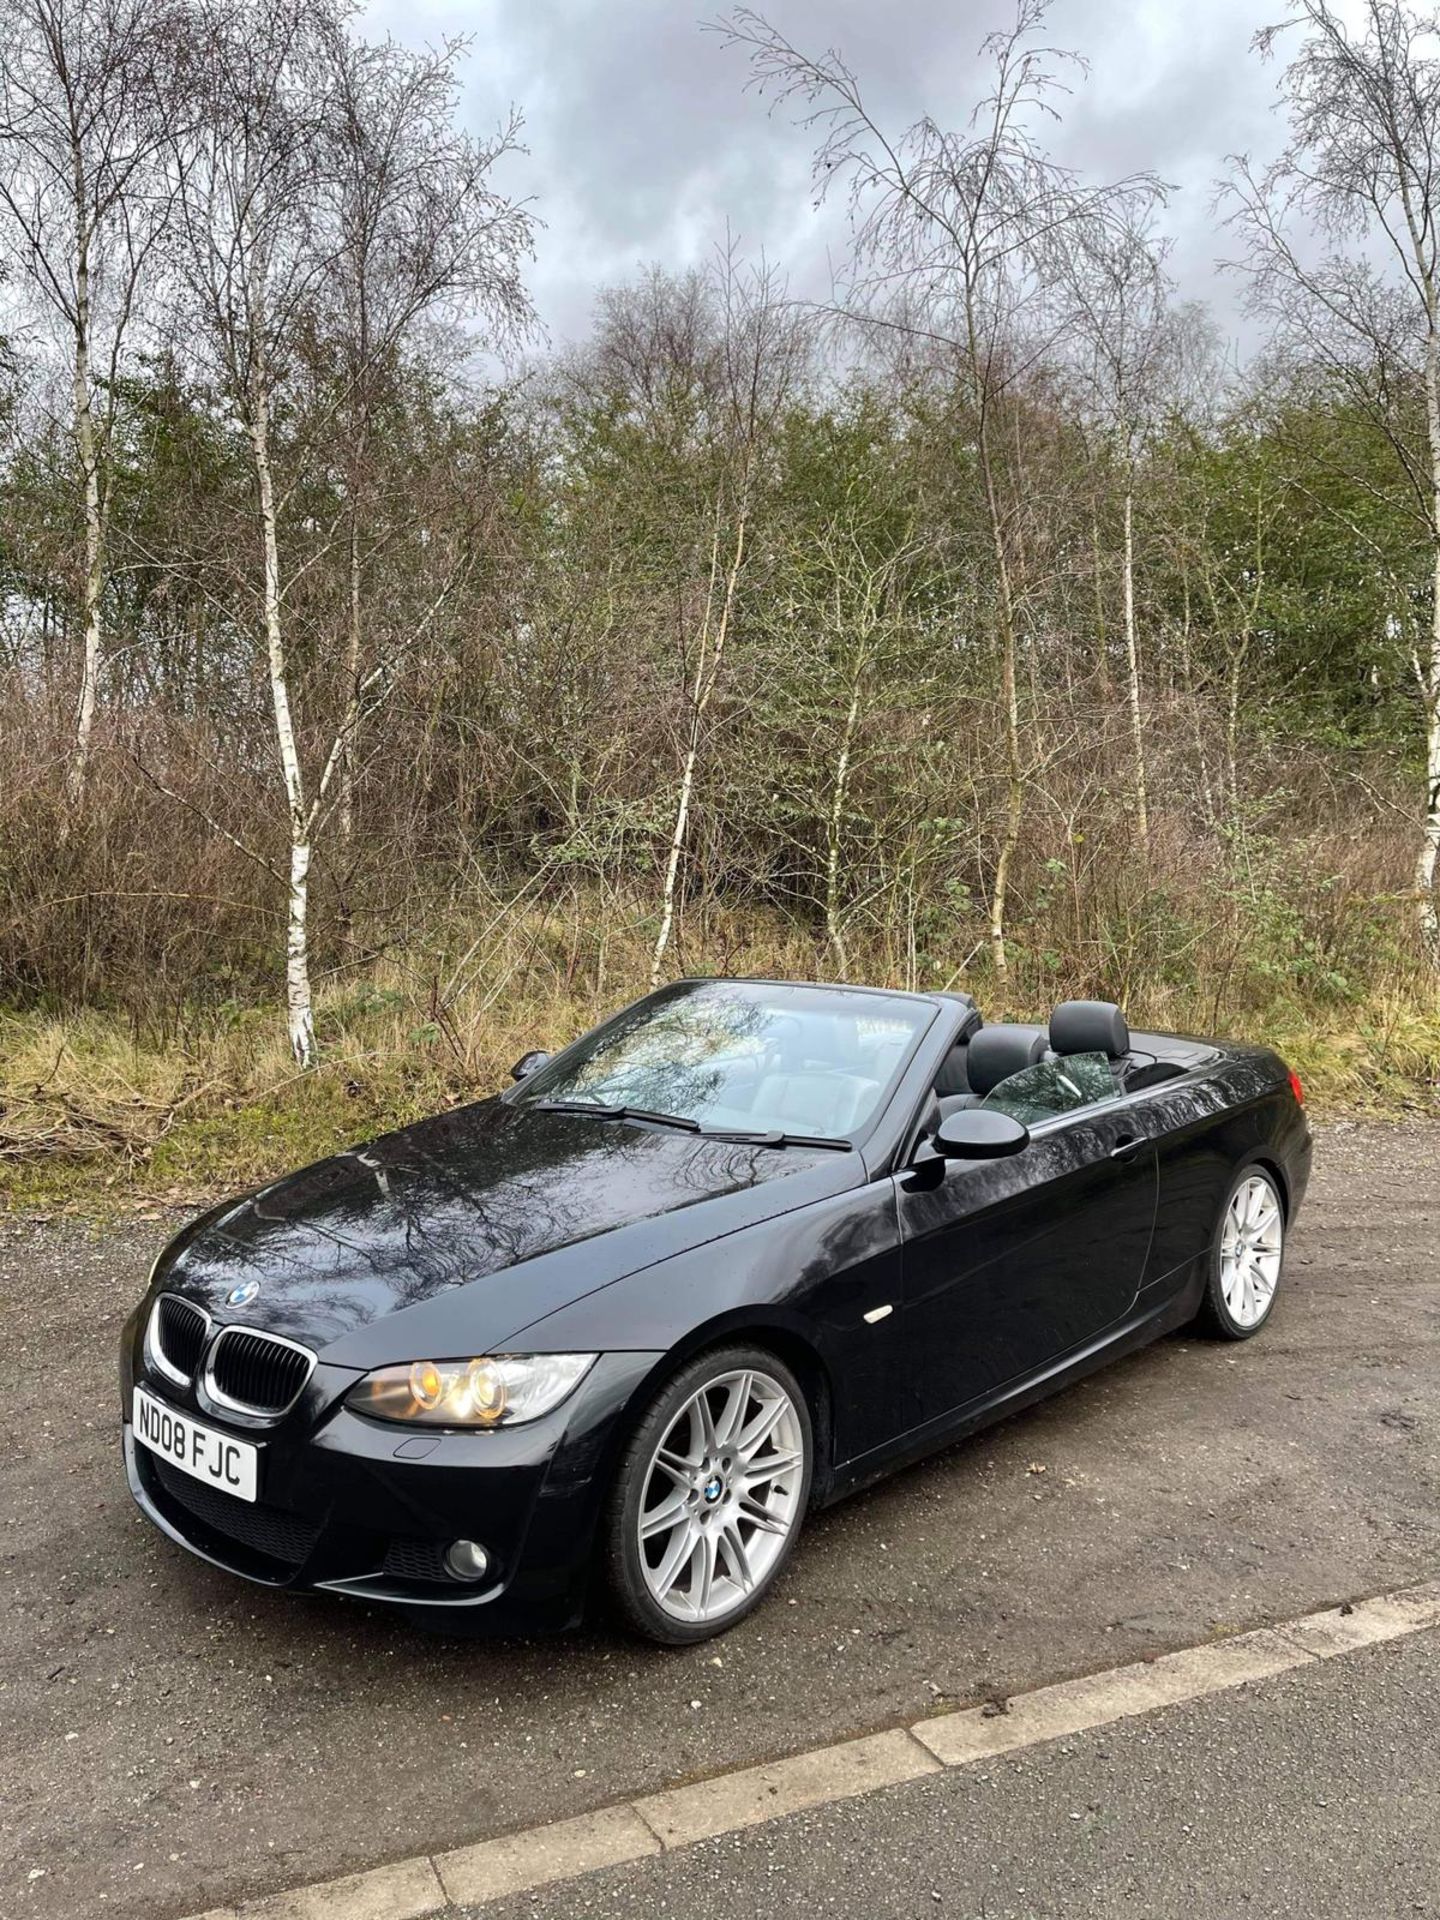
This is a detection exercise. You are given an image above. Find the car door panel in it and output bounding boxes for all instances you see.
[893,1106,1157,1429]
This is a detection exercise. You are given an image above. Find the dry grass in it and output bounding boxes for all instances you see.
[4,886,1438,1218]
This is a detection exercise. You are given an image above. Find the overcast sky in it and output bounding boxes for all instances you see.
[365,0,1301,358]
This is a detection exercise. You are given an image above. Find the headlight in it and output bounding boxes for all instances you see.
[346,1353,597,1428]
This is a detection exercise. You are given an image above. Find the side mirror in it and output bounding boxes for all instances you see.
[510,1049,550,1082]
[934,1108,1030,1159]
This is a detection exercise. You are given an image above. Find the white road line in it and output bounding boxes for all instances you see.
[909,1625,1307,1767]
[631,1725,940,1848]
[435,1808,660,1908]
[188,1856,446,1920]
[182,1577,1440,1920]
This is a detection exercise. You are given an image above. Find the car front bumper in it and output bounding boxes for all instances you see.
[121,1318,663,1633]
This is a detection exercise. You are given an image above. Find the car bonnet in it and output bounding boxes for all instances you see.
[153,1097,862,1361]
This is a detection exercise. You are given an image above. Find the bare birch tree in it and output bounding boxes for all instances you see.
[0,0,178,803]
[168,0,341,1066]
[764,509,923,978]
[163,0,534,1063]
[1227,0,1440,963]
[647,248,809,986]
[720,0,1161,991]
[1066,212,1176,852]
[315,25,533,851]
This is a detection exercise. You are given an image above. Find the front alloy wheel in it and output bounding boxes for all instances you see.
[607,1347,812,1644]
[1196,1164,1286,1339]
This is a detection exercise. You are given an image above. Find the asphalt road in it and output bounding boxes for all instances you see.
[468,1625,1440,1920]
[2,1119,1437,1920]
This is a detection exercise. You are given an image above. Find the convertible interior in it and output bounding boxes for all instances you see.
[518,981,1215,1145]
[710,999,1163,1138]
[926,996,1205,1133]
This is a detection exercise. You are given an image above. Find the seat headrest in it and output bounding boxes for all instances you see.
[1049,999,1129,1060]
[966,1023,1047,1098]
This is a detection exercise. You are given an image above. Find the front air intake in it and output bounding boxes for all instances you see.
[151,1458,322,1567]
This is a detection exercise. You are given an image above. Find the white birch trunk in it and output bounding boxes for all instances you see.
[649,512,746,989]
[989,616,1021,998]
[1122,486,1150,850]
[1419,332,1440,967]
[964,285,1021,998]
[65,236,104,807]
[1419,668,1440,964]
[983,458,1022,998]
[286,837,314,1064]
[250,350,316,1067]
[651,732,700,990]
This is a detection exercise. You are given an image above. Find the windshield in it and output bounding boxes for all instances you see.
[513,980,933,1140]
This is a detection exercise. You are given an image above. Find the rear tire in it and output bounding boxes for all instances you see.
[1192,1163,1286,1340]
[604,1345,813,1646]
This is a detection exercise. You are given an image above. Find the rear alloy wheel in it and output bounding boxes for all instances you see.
[1195,1164,1286,1339]
[606,1346,812,1645]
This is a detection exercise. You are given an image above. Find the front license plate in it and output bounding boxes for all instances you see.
[132,1386,258,1503]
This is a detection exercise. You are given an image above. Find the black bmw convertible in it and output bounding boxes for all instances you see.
[122,979,1311,1644]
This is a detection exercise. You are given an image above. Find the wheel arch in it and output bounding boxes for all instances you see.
[607,1311,838,1507]
[1244,1151,1291,1222]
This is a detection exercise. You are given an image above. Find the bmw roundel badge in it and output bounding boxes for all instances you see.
[226,1279,261,1308]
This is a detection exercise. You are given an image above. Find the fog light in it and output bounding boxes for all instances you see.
[444,1539,490,1582]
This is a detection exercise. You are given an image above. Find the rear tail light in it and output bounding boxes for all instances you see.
[1288,1068,1305,1107]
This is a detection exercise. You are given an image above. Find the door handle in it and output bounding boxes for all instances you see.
[1110,1134,1143,1160]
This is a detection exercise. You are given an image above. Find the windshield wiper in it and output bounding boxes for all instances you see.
[532,1100,700,1133]
[530,1101,850,1151]
[698,1127,853,1152]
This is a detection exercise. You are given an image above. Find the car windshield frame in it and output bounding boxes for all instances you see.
[507,979,940,1147]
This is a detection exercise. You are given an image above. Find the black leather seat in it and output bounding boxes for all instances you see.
[1047,999,1182,1090]
[938,1023,1047,1116]
[1048,999,1129,1060]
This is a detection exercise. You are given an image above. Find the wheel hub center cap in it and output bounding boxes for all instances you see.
[702,1474,724,1504]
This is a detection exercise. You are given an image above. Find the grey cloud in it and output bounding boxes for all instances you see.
[368,0,1290,352]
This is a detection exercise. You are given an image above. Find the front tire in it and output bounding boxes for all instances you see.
[605,1345,813,1646]
[1193,1163,1286,1340]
